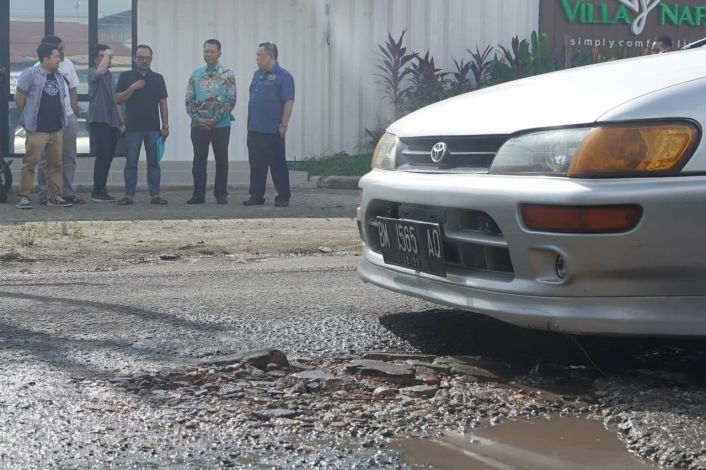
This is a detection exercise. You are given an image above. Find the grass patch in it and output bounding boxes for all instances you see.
[9,228,35,247]
[49,222,84,240]
[288,153,371,177]
[1,222,84,248]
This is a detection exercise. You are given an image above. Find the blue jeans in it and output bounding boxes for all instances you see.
[124,130,161,197]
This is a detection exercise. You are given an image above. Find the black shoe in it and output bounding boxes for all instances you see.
[274,199,290,207]
[243,198,265,206]
[66,195,86,204]
[151,195,168,205]
[39,197,48,206]
[47,196,73,207]
[187,197,205,204]
[91,192,116,203]
[215,196,228,205]
[117,197,134,206]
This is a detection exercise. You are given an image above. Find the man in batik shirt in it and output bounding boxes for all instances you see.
[185,38,237,204]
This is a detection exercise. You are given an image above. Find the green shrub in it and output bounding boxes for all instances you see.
[288,153,371,177]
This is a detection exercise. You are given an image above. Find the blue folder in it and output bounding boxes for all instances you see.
[155,136,165,162]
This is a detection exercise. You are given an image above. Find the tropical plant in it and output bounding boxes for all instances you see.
[449,58,473,95]
[374,30,416,119]
[487,31,556,85]
[527,30,555,76]
[570,45,633,68]
[488,35,529,84]
[468,45,493,89]
[406,51,451,111]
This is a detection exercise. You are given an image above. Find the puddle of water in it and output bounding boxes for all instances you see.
[394,417,653,470]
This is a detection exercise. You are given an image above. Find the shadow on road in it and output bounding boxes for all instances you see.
[0,320,159,378]
[379,309,706,378]
[0,290,225,333]
[0,290,229,377]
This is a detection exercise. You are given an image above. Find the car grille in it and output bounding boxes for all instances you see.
[365,201,514,280]
[397,136,508,173]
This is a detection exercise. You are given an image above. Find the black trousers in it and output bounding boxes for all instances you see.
[190,126,230,199]
[247,131,290,203]
[90,123,119,194]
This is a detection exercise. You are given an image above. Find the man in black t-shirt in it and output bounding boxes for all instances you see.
[115,44,170,205]
[14,43,72,209]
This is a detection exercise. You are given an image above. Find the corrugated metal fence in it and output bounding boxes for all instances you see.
[139,0,539,161]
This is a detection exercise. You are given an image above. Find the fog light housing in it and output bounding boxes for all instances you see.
[555,255,568,280]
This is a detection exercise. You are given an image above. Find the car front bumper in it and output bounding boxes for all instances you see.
[357,170,706,336]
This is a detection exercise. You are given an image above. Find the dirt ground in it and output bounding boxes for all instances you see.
[0,218,362,273]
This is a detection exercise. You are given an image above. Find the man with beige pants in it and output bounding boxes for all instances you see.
[14,43,72,209]
[37,35,83,206]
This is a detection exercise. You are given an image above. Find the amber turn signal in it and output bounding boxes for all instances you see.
[568,123,698,177]
[521,204,643,233]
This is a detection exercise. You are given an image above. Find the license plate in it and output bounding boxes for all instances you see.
[377,217,446,277]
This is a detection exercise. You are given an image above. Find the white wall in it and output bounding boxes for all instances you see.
[138,0,539,161]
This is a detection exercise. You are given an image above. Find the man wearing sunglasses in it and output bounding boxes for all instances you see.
[651,35,673,54]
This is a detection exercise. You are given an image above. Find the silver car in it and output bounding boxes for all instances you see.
[13,123,90,155]
[358,47,706,337]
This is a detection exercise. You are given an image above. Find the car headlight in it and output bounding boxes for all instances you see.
[489,122,699,177]
[370,132,398,170]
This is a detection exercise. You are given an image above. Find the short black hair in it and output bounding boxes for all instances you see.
[91,44,109,63]
[135,44,153,56]
[258,42,278,60]
[37,43,58,62]
[204,39,222,52]
[41,35,63,46]
[656,35,673,48]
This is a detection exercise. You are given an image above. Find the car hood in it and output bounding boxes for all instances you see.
[388,48,706,138]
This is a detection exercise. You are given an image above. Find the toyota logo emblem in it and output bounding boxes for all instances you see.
[430,142,448,163]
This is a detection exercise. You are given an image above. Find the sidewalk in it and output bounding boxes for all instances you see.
[0,188,359,223]
[5,160,311,190]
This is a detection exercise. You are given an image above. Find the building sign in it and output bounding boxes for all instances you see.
[541,0,706,58]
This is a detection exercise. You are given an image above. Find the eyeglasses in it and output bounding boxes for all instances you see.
[136,56,152,61]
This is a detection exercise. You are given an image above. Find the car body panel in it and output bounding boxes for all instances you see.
[389,49,706,139]
[595,78,706,172]
[358,49,706,336]
[359,257,706,336]
[360,170,706,296]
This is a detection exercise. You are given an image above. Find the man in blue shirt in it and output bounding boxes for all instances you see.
[244,42,294,207]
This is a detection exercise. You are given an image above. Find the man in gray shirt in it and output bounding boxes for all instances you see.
[88,44,124,203]
[14,43,72,209]
[37,35,82,205]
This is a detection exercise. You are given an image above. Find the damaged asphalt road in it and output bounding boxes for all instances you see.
[1,254,706,468]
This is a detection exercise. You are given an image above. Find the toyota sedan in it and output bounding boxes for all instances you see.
[357,47,706,336]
